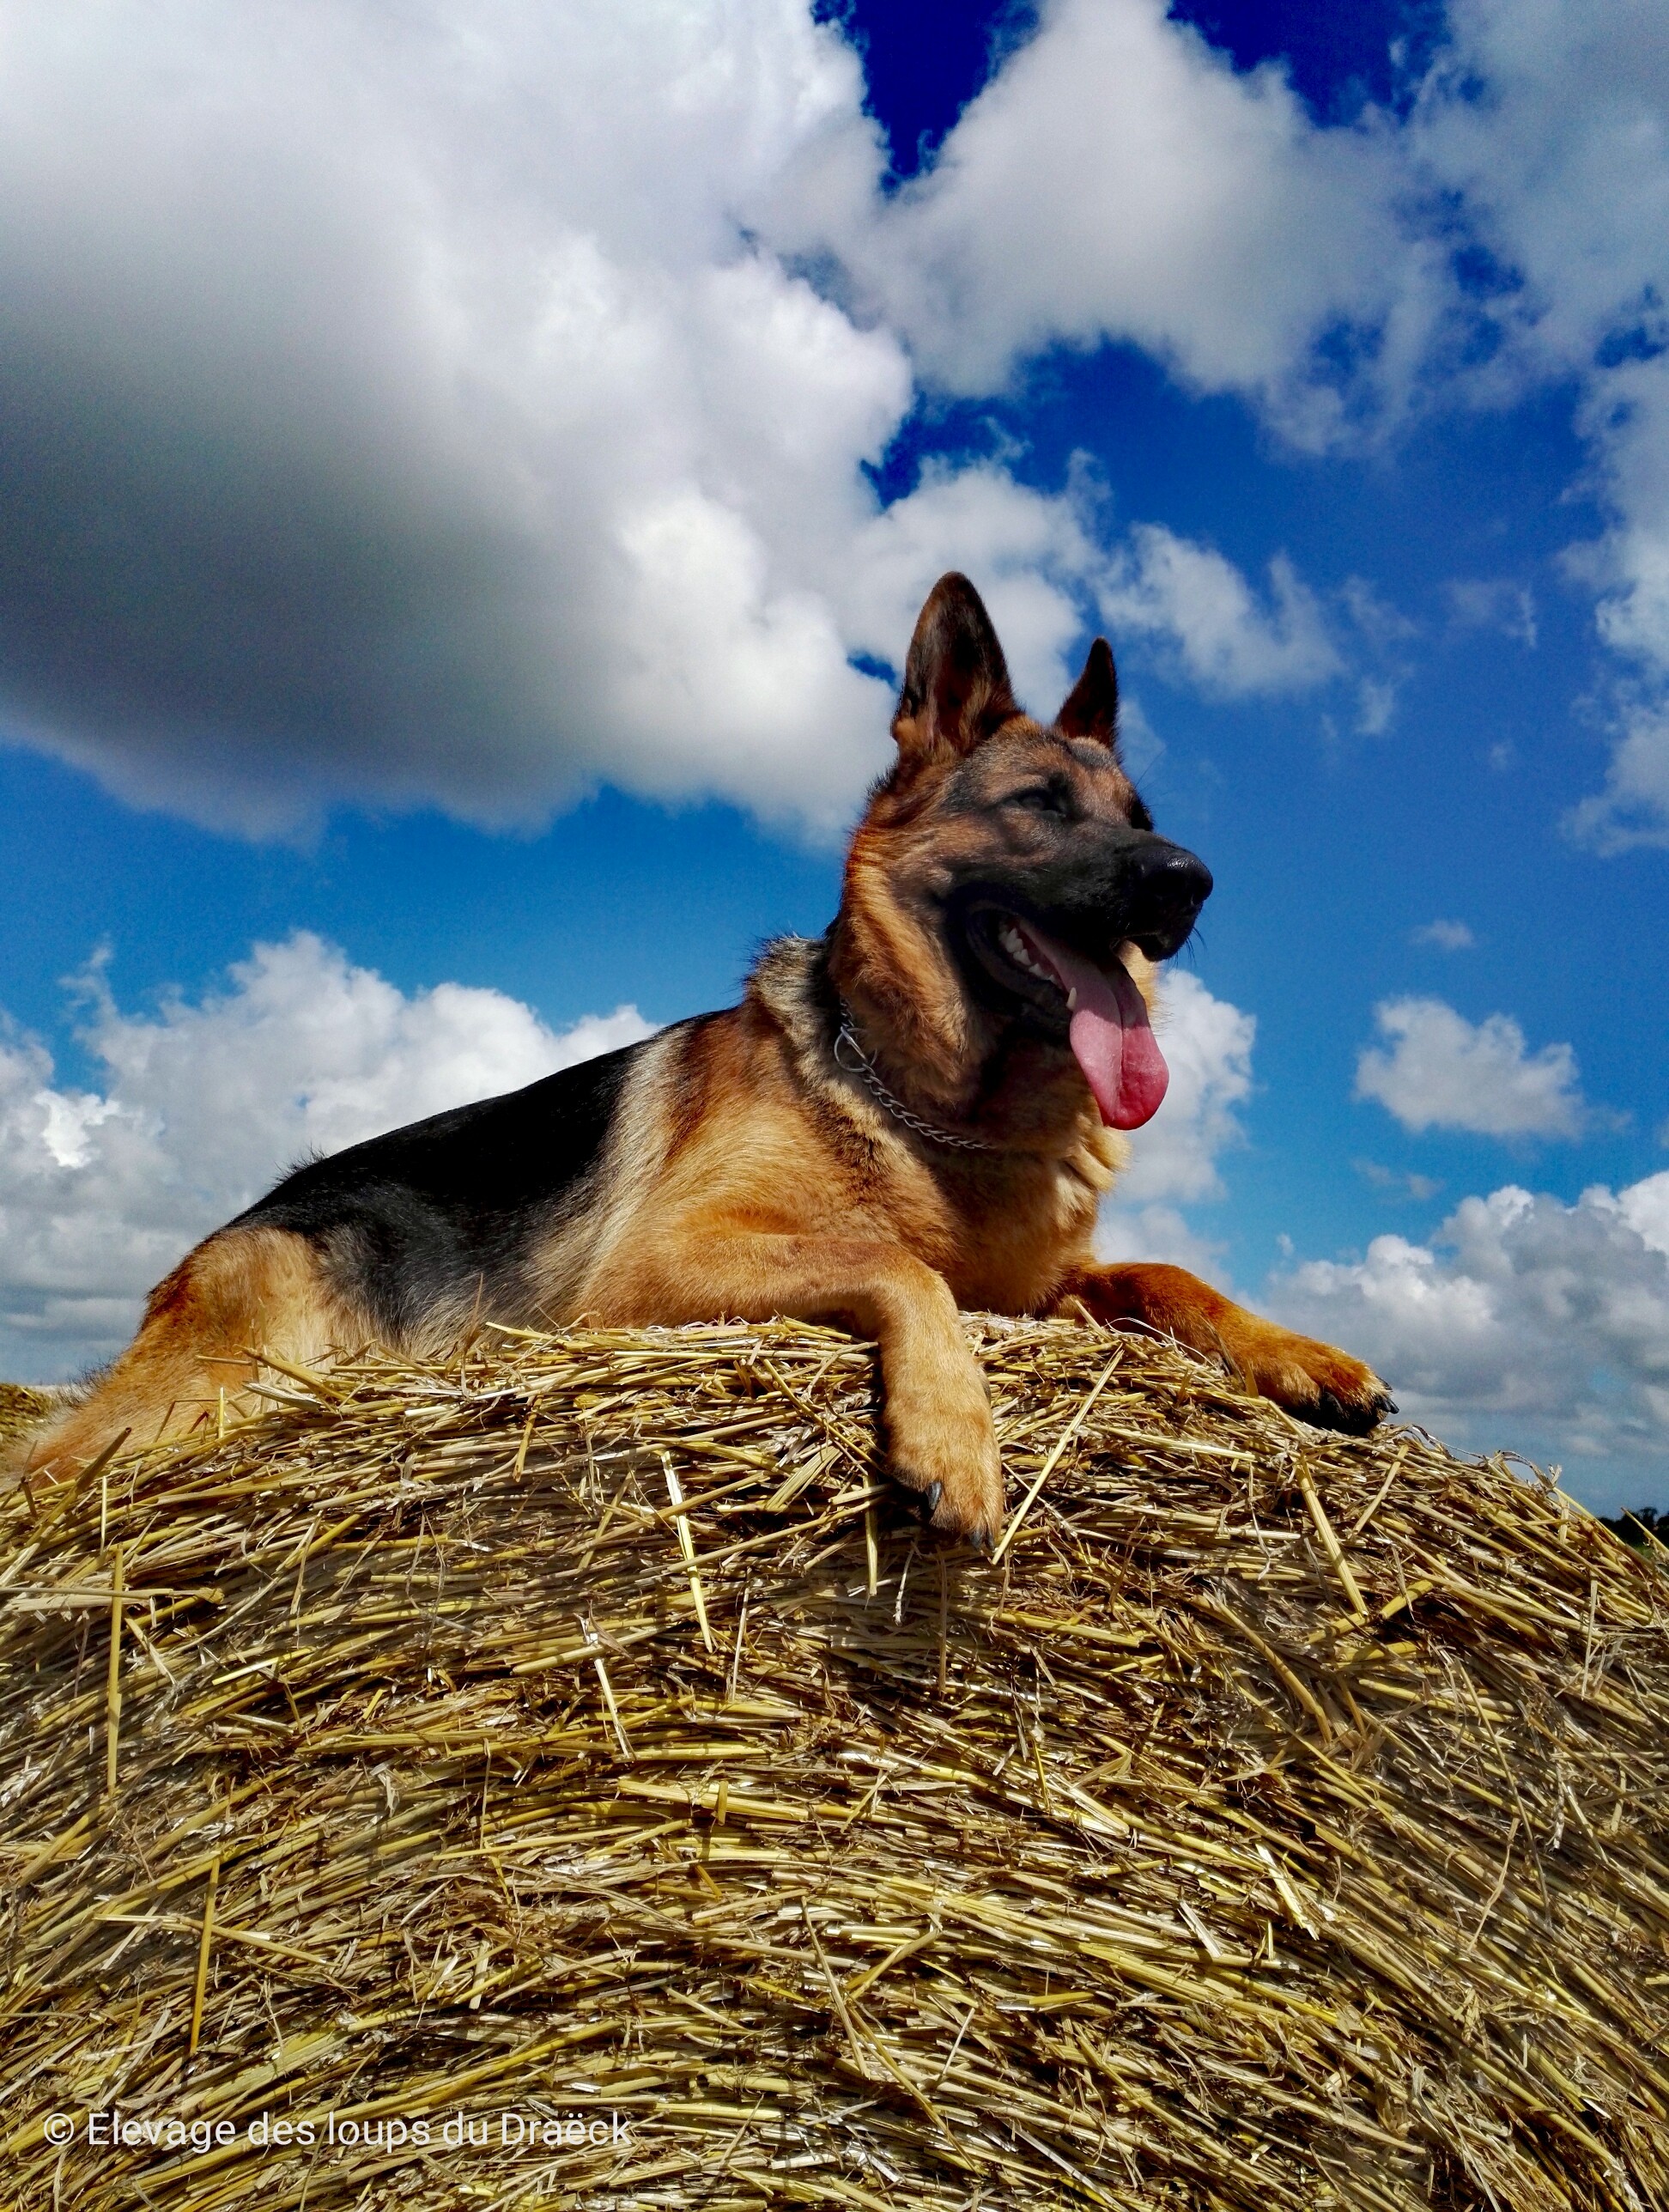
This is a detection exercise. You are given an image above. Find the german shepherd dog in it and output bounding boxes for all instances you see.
[19,575,1390,1540]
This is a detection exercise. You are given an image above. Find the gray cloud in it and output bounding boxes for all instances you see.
[0,1,911,834]
[0,325,557,830]
[1272,1173,1669,1511]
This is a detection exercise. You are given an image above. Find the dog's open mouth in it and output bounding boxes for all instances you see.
[986,914,1169,1130]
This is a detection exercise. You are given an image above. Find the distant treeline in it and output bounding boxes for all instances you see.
[1599,1507,1667,1551]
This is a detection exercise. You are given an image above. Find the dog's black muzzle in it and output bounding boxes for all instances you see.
[950,827,1214,1026]
[1120,837,1213,960]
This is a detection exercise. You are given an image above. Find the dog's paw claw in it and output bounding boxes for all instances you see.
[1299,1387,1382,1437]
[1238,1325,1393,1437]
[884,1384,1003,1546]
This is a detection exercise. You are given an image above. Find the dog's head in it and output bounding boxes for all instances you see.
[832,572,1212,1132]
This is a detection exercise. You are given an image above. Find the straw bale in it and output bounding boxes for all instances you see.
[0,1382,54,1451]
[2,1317,1666,2210]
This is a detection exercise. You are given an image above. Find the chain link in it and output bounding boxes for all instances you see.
[832,1004,998,1152]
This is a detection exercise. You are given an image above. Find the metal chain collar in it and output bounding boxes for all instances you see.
[832,1002,998,1153]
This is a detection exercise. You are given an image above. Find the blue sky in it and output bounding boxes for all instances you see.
[1,0,1666,1510]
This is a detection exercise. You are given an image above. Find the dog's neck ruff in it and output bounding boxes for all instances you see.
[833,1002,997,1153]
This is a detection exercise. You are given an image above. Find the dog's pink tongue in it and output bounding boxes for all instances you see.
[1020,926,1169,1129]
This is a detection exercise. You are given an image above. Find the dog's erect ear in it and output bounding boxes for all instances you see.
[1055,636,1120,748]
[891,573,1019,764]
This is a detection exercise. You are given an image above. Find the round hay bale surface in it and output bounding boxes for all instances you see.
[3,1319,1666,2210]
[0,1381,54,1451]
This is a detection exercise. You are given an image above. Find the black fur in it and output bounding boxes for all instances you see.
[233,1034,653,1340]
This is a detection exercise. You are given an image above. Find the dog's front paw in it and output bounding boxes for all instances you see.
[1234,1323,1394,1435]
[883,1373,1004,1549]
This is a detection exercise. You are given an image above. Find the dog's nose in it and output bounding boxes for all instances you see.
[1121,839,1213,957]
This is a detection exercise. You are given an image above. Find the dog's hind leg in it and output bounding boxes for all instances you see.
[1054,1262,1393,1433]
[16,1225,356,1486]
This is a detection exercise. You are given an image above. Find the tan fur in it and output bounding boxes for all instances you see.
[24,1226,356,1477]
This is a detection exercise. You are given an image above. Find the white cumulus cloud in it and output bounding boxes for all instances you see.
[0,0,1497,847]
[1271,1171,1669,1509]
[2,0,1666,844]
[1564,698,1669,854]
[0,935,652,1380]
[0,0,1347,841]
[835,462,1106,718]
[835,0,1669,829]
[1355,997,1587,1138]
[1408,0,1669,835]
[825,0,1411,433]
[0,1,913,837]
[1096,527,1342,697]
[1097,969,1256,1269]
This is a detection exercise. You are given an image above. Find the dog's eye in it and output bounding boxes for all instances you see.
[1010,786,1069,816]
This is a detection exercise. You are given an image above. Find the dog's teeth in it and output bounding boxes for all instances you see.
[999,919,1063,988]
[1066,988,1077,1010]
